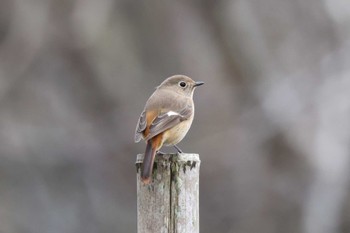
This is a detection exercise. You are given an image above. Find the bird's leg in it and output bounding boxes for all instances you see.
[156,150,166,155]
[173,145,183,153]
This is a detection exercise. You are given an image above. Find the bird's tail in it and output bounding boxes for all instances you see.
[141,141,155,184]
[141,135,162,184]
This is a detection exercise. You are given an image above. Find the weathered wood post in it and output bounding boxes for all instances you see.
[136,153,200,233]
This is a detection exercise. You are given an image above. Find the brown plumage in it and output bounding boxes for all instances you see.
[135,75,204,184]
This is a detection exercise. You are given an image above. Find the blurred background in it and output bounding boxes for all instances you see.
[0,0,350,233]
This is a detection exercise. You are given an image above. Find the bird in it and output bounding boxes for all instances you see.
[135,75,204,184]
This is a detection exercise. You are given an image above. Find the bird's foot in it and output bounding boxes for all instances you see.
[156,150,166,155]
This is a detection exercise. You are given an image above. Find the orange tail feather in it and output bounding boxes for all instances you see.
[141,134,163,184]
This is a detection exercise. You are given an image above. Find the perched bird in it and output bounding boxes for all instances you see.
[135,75,204,184]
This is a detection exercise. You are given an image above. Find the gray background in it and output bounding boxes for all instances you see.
[0,1,350,233]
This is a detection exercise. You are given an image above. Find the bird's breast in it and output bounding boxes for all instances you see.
[162,117,194,146]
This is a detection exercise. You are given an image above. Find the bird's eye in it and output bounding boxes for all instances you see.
[179,81,187,88]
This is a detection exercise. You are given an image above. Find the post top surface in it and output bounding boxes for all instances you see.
[136,153,200,164]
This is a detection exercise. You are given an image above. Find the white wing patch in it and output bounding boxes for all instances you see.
[166,111,180,116]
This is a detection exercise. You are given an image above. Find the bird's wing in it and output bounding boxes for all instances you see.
[135,110,147,143]
[144,105,193,141]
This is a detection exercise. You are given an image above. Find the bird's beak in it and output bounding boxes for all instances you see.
[194,81,204,87]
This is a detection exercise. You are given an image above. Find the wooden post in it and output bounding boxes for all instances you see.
[136,153,200,233]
